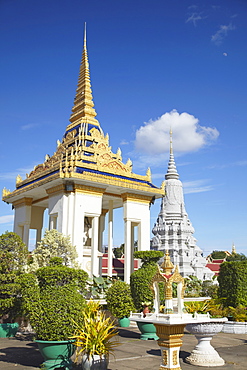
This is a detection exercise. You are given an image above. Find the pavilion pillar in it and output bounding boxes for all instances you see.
[108,200,113,277]
[91,215,99,277]
[124,218,132,283]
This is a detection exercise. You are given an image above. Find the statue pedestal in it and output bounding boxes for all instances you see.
[129,313,227,370]
[155,322,186,370]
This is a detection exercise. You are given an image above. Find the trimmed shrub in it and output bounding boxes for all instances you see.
[18,262,88,340]
[106,280,135,318]
[130,250,164,311]
[218,261,247,307]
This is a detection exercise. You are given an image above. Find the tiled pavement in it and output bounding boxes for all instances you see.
[0,327,246,369]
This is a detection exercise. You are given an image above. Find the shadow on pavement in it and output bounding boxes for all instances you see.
[0,345,43,368]
[117,328,140,339]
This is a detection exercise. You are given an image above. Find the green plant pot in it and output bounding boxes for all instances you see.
[36,340,75,370]
[137,321,159,340]
[0,323,19,338]
[118,317,130,327]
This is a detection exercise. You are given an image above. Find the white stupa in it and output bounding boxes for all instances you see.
[151,130,213,280]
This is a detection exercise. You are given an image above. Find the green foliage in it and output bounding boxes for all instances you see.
[0,231,28,271]
[184,275,203,297]
[226,253,247,262]
[133,250,163,266]
[106,280,135,318]
[184,299,228,318]
[227,305,247,322]
[130,262,163,312]
[218,261,247,307]
[87,275,113,298]
[31,229,78,269]
[0,251,21,322]
[113,244,124,258]
[210,250,227,260]
[71,301,120,358]
[184,300,212,314]
[18,263,87,340]
[35,264,88,294]
[201,280,218,298]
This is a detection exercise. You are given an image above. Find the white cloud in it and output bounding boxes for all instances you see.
[134,110,219,156]
[211,23,235,45]
[183,180,214,194]
[0,215,14,224]
[186,12,205,26]
[0,166,33,181]
[120,139,129,145]
[21,123,39,131]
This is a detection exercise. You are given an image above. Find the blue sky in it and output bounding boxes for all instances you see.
[1,0,247,256]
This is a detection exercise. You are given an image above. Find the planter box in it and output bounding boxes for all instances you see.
[221,321,247,334]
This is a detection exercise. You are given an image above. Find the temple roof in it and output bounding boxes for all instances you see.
[2,27,164,205]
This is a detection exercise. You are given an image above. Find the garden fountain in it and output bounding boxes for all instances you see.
[129,250,226,369]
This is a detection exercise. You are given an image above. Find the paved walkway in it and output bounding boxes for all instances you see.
[0,327,246,369]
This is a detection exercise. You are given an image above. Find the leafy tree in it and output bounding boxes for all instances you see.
[0,231,28,271]
[226,253,247,262]
[201,280,218,298]
[31,229,78,269]
[113,244,124,258]
[184,275,202,297]
[210,250,227,260]
[218,261,247,307]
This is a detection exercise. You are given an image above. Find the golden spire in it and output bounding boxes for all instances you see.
[69,23,99,127]
[161,249,174,275]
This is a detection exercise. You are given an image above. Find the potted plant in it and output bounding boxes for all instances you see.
[106,280,135,327]
[71,300,120,370]
[130,251,163,339]
[19,258,88,370]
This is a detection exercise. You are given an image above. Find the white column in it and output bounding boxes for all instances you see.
[91,216,99,277]
[23,223,30,248]
[108,200,113,277]
[124,219,131,283]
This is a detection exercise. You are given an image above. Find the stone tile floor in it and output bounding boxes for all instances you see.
[0,327,246,369]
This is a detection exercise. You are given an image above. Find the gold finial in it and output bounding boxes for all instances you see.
[2,187,11,198]
[16,174,22,184]
[160,180,165,190]
[232,242,236,254]
[146,167,151,181]
[68,23,99,128]
[161,249,174,275]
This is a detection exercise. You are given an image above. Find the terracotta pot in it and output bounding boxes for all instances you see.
[142,306,150,318]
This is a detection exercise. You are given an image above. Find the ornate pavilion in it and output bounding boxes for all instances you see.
[2,29,164,282]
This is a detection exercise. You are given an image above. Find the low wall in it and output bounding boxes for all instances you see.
[221,321,247,334]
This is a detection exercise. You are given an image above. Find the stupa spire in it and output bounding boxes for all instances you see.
[69,23,99,127]
[165,128,179,180]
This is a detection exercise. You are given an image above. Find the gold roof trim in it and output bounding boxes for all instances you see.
[74,184,105,196]
[121,193,152,203]
[46,184,66,195]
[12,197,33,208]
